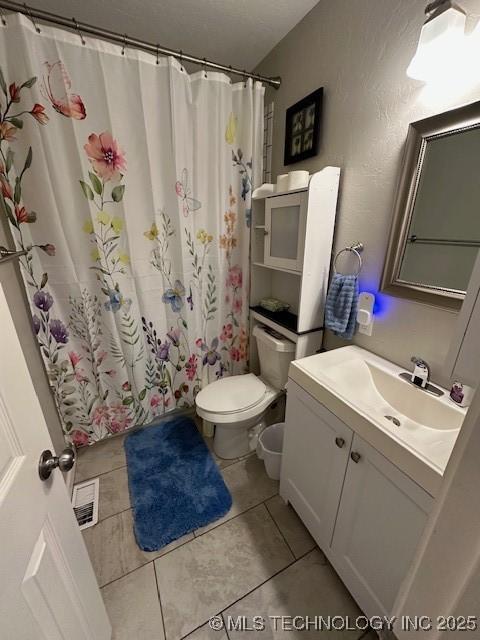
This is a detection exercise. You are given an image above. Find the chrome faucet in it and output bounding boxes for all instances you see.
[397,357,443,397]
[410,356,430,388]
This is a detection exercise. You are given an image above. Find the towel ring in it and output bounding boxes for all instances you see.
[333,246,363,276]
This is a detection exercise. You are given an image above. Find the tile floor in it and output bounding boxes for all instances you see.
[77,417,375,640]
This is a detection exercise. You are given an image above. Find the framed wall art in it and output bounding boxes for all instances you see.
[284,87,323,165]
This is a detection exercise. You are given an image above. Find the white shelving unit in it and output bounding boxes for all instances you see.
[249,166,341,367]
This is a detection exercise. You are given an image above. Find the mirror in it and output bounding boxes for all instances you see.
[382,101,480,309]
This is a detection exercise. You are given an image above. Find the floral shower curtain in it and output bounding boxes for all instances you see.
[0,14,263,446]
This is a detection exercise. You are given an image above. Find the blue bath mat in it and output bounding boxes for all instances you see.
[124,416,232,552]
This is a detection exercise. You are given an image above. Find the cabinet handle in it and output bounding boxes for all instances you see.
[350,451,361,463]
[335,437,345,448]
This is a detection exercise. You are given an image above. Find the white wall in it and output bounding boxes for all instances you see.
[255,0,480,386]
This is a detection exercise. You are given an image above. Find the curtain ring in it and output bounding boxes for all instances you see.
[121,33,127,55]
[228,65,233,84]
[179,50,184,72]
[24,3,41,33]
[202,57,207,78]
[0,7,7,27]
[156,44,160,65]
[72,17,85,45]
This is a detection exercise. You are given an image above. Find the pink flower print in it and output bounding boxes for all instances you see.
[150,393,170,415]
[30,103,49,125]
[233,297,242,315]
[84,132,126,182]
[15,205,36,224]
[220,324,233,342]
[74,368,88,383]
[96,350,108,366]
[38,243,56,256]
[230,346,241,362]
[0,176,13,200]
[0,122,17,142]
[9,82,20,103]
[226,265,242,289]
[195,338,203,348]
[150,394,162,409]
[71,429,89,447]
[68,351,82,367]
[122,381,131,392]
[239,327,248,345]
[92,405,110,433]
[186,354,198,381]
[108,404,132,433]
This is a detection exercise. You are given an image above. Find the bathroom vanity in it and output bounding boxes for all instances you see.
[281,346,465,619]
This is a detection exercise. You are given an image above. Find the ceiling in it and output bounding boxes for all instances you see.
[25,0,320,71]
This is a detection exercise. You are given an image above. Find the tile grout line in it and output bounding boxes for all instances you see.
[93,505,132,527]
[75,461,127,484]
[100,559,153,591]
[96,499,281,589]
[153,561,168,640]
[264,498,297,561]
[192,492,279,539]
[174,547,319,640]
[221,612,231,640]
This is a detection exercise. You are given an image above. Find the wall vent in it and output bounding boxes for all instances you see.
[72,478,99,530]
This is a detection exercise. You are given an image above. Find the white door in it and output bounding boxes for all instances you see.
[280,381,353,549]
[331,434,433,618]
[264,192,307,272]
[0,283,111,640]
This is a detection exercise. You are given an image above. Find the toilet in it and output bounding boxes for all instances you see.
[195,325,296,459]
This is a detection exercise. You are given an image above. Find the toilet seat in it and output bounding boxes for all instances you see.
[195,373,267,415]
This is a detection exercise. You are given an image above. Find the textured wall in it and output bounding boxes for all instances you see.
[255,0,480,386]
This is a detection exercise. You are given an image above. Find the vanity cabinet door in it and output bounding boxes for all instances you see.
[331,434,433,617]
[280,382,353,550]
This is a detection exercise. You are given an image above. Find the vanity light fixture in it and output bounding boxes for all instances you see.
[407,0,467,81]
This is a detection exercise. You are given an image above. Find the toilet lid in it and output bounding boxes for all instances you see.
[195,373,267,414]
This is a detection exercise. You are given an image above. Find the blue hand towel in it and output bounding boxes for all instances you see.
[325,273,359,340]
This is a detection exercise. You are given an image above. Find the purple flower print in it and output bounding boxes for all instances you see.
[32,314,41,335]
[33,289,54,312]
[167,327,181,347]
[201,337,221,366]
[162,280,185,313]
[156,341,170,362]
[49,319,69,344]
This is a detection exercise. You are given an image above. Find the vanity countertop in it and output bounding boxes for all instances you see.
[288,346,466,497]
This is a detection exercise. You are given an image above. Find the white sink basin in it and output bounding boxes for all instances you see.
[289,346,466,495]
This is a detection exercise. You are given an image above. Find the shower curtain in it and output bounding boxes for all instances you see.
[0,14,263,446]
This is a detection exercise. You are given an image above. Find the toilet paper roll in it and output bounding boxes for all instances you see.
[288,170,309,190]
[276,174,289,192]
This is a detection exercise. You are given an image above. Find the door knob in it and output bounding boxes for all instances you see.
[38,448,76,481]
[350,451,361,463]
[335,437,345,448]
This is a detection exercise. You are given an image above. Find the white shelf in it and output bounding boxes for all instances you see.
[252,262,302,276]
[252,186,308,201]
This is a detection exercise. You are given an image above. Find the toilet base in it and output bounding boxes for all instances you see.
[207,416,267,459]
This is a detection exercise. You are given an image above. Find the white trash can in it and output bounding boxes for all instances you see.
[256,422,285,480]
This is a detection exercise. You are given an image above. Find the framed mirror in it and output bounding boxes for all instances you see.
[382,101,480,309]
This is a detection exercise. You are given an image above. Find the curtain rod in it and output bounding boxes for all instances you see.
[0,0,281,89]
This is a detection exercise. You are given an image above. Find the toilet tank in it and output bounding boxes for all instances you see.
[253,325,296,389]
